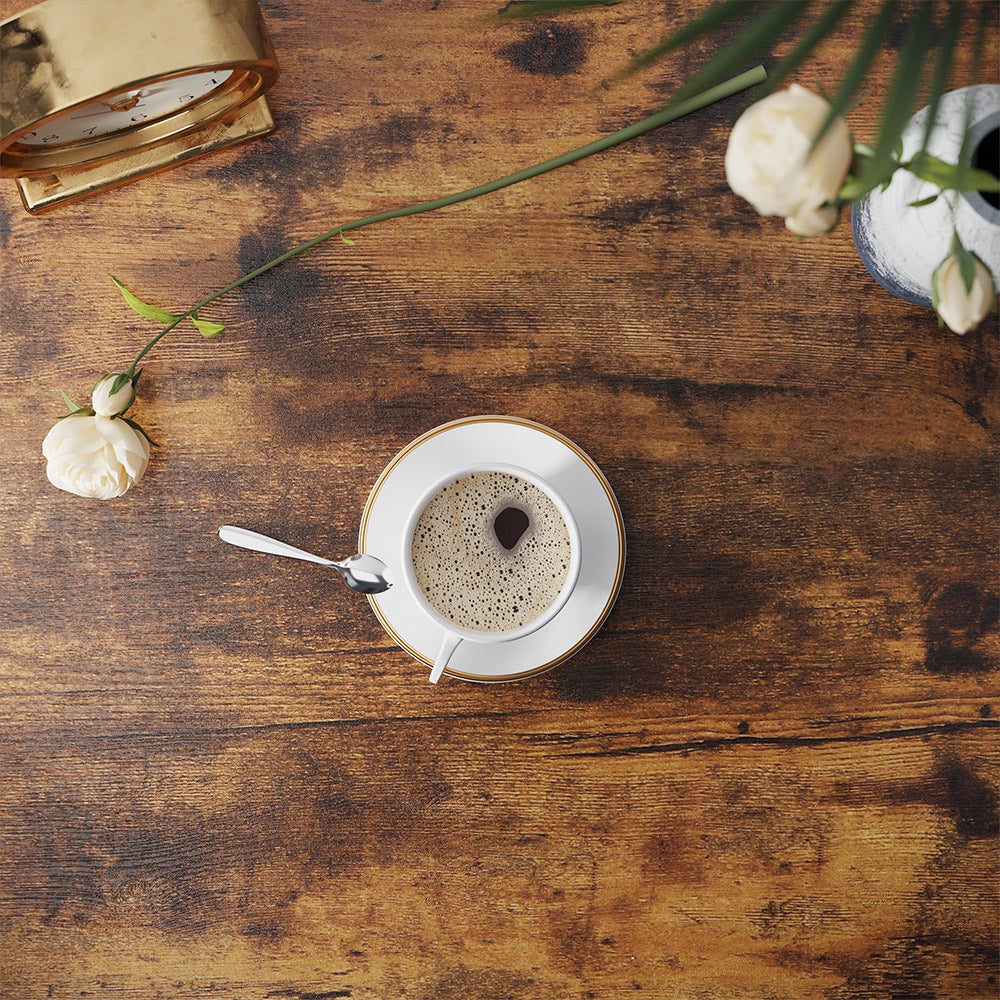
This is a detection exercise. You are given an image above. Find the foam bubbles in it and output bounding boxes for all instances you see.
[411,471,572,633]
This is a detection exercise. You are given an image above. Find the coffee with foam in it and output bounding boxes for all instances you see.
[410,470,573,633]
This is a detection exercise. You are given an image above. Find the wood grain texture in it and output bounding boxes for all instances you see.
[0,2,997,998]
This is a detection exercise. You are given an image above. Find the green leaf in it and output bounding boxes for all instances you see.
[121,416,160,447]
[907,194,939,208]
[109,373,129,396]
[762,0,855,95]
[851,2,935,199]
[338,229,356,246]
[930,263,942,313]
[55,390,94,420]
[905,150,1000,193]
[905,151,957,186]
[110,275,179,324]
[190,312,225,338]
[59,389,83,413]
[954,242,976,294]
[839,169,900,202]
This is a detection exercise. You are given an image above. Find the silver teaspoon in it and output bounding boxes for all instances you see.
[218,525,393,595]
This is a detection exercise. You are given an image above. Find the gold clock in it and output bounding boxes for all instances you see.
[0,0,280,213]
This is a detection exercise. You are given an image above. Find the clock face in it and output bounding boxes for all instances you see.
[16,69,236,148]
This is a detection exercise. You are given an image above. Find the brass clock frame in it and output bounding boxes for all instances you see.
[0,0,280,212]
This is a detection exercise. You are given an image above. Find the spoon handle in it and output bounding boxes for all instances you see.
[218,525,338,569]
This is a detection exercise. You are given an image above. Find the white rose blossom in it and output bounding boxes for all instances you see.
[43,372,152,499]
[725,84,853,237]
[42,413,151,500]
[931,250,996,335]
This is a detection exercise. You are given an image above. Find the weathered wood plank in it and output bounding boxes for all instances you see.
[0,725,995,999]
[1,1,996,997]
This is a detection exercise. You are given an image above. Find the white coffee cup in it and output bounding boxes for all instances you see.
[400,463,582,683]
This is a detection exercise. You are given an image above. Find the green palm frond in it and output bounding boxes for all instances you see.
[665,1,811,104]
[958,1,995,164]
[618,0,764,78]
[760,0,854,95]
[813,2,896,148]
[497,1,995,197]
[918,2,962,154]
[850,3,934,198]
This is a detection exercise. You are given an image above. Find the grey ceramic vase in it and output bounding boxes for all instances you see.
[851,84,999,306]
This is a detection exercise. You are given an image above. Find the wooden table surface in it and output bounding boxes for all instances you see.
[1,2,998,997]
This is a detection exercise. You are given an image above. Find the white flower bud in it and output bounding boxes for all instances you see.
[91,373,135,416]
[931,252,996,335]
[42,413,150,499]
[725,85,852,235]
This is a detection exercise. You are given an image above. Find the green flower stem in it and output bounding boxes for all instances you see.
[124,65,766,377]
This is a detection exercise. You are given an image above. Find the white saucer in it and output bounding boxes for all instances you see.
[359,416,626,682]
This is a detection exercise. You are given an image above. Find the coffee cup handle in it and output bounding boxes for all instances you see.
[429,631,462,684]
